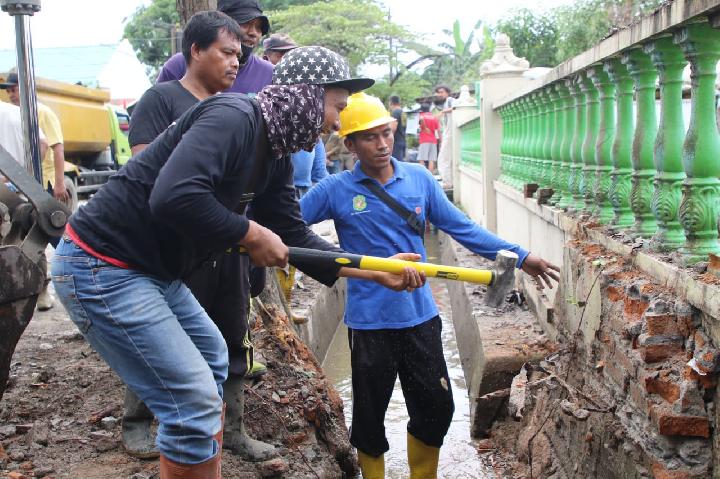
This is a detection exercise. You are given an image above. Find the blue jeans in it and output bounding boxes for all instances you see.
[51,238,228,464]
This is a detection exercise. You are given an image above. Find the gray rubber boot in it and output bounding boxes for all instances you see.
[224,376,279,462]
[121,388,159,459]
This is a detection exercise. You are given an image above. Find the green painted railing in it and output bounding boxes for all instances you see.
[460,117,481,170]
[496,15,720,264]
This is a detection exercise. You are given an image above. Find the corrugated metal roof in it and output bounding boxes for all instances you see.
[0,44,117,87]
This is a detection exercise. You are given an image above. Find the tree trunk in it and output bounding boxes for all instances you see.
[176,0,218,24]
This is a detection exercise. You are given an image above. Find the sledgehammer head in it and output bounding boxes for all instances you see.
[485,250,518,308]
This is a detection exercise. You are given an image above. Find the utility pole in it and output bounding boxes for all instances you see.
[176,0,218,25]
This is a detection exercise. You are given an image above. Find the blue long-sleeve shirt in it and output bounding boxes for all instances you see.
[292,140,327,188]
[300,158,529,330]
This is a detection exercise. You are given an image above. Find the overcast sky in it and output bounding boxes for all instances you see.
[0,0,576,51]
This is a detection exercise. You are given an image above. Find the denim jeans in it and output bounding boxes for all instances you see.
[51,238,228,464]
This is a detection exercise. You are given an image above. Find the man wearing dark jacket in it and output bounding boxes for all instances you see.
[52,46,423,478]
[125,10,280,462]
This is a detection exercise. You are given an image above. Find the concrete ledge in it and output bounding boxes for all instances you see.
[455,109,481,129]
[439,232,556,438]
[295,279,346,362]
[458,164,484,183]
[492,180,720,342]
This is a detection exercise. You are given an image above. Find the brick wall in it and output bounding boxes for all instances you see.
[516,241,716,478]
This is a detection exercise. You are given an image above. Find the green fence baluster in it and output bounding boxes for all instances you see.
[540,87,555,192]
[587,65,616,224]
[506,102,517,186]
[604,58,635,228]
[675,22,720,262]
[511,100,521,188]
[645,36,687,251]
[548,85,562,204]
[557,81,574,208]
[623,47,658,237]
[460,118,481,169]
[498,105,508,184]
[580,70,600,215]
[568,75,587,211]
[520,96,532,189]
[527,93,540,188]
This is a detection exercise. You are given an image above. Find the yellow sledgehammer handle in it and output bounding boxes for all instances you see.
[288,247,495,285]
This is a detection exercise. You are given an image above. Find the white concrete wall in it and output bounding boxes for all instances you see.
[457,166,484,224]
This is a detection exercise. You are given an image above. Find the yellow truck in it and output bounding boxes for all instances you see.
[0,75,131,210]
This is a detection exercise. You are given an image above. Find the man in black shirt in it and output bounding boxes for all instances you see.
[52,46,424,478]
[126,11,282,463]
[389,95,406,161]
[129,11,240,155]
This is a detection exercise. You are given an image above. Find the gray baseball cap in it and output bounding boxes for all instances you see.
[0,72,18,89]
[263,33,298,52]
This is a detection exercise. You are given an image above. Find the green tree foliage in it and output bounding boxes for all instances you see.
[419,20,494,94]
[495,8,559,67]
[263,0,319,9]
[367,71,431,106]
[554,0,664,60]
[496,0,665,67]
[269,0,412,75]
[124,0,181,77]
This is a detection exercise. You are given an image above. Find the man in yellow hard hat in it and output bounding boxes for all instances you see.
[299,92,560,478]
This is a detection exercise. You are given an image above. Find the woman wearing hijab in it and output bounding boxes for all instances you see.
[51,46,424,478]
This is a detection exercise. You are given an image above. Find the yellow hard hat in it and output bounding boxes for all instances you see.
[338,92,397,137]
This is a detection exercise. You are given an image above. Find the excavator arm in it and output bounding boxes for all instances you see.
[0,144,70,400]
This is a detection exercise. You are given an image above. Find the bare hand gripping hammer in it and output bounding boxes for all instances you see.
[287,247,518,308]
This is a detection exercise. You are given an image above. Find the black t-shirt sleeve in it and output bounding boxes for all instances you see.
[252,156,343,286]
[391,108,405,138]
[129,88,173,147]
[148,104,253,249]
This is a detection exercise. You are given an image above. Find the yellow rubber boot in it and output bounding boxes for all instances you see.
[407,433,439,479]
[357,450,384,479]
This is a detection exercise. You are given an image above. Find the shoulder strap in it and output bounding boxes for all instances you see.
[359,178,425,239]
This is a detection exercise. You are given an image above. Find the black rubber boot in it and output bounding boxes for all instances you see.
[121,388,159,459]
[223,376,279,462]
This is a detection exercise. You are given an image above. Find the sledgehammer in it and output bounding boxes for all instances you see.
[288,247,519,308]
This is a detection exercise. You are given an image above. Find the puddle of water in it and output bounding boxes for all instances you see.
[322,233,494,478]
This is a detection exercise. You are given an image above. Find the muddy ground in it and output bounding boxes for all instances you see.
[2,253,532,478]
[0,288,356,479]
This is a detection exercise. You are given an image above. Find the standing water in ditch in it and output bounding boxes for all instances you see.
[322,231,494,478]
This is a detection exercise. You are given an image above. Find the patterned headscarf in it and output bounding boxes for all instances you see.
[256,84,325,160]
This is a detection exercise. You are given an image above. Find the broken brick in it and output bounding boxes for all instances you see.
[644,312,682,337]
[681,366,717,389]
[674,381,705,416]
[651,404,709,438]
[606,285,625,302]
[644,371,681,404]
[638,334,684,363]
[692,347,720,374]
[693,330,708,349]
[651,462,692,479]
[623,296,650,322]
